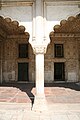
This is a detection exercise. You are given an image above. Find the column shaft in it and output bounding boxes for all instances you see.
[36,54,44,95]
[32,0,48,111]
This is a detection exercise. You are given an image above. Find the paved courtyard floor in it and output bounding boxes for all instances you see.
[0,82,80,120]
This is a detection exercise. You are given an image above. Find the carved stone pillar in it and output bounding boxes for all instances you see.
[31,0,48,111]
[32,45,48,111]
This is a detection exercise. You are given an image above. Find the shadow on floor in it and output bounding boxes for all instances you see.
[0,82,80,104]
[0,82,35,105]
[44,82,80,91]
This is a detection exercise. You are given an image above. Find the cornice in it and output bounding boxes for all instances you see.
[7,34,29,39]
[50,33,80,38]
[44,0,80,6]
[1,1,34,7]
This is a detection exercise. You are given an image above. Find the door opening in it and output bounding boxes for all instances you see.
[18,63,29,81]
[54,62,65,81]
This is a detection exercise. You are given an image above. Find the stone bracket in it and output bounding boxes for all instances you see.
[32,43,48,54]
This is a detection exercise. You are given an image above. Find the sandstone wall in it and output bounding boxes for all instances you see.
[1,36,35,82]
[0,35,80,82]
[44,37,79,82]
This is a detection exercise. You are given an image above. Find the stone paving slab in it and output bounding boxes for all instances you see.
[23,104,80,120]
[32,87,80,103]
[0,83,80,120]
[0,87,31,103]
[0,103,80,120]
[0,104,79,120]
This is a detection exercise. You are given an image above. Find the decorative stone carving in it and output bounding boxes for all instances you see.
[50,14,80,36]
[5,18,12,23]
[33,45,47,54]
[0,16,29,36]
[12,21,19,26]
[68,16,75,21]
[60,20,67,25]
[50,33,80,38]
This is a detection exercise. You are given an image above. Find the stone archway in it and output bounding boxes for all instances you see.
[49,14,80,82]
[0,16,30,37]
[0,16,30,83]
[50,14,80,39]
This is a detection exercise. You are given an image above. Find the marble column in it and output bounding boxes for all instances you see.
[36,54,44,95]
[31,0,48,111]
[32,45,47,111]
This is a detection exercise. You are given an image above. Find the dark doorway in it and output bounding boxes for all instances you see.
[54,62,65,81]
[18,63,29,81]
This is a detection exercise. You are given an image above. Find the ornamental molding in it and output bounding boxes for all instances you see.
[50,33,80,38]
[44,0,80,6]
[7,34,29,40]
[1,1,34,7]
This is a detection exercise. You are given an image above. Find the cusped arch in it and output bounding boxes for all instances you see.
[49,14,80,40]
[0,16,30,40]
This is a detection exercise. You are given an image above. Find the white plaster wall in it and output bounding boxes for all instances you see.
[45,3,80,40]
[0,5,33,40]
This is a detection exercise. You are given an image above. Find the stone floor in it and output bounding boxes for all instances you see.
[0,87,31,103]
[0,82,80,120]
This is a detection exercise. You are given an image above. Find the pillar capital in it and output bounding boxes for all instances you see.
[33,45,47,54]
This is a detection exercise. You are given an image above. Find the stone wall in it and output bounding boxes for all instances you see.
[1,36,35,82]
[0,35,80,83]
[78,40,80,81]
[0,43,1,82]
[0,0,80,83]
[65,38,79,82]
[44,37,79,82]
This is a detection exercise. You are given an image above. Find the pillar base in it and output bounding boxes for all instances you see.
[32,94,48,112]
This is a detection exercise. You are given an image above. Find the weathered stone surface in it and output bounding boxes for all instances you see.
[0,11,80,83]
